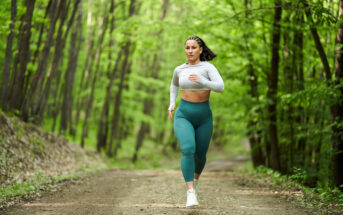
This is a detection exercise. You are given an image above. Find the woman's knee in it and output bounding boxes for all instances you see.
[181,144,195,156]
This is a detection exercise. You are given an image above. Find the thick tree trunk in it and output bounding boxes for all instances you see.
[266,0,282,171]
[1,0,17,109]
[332,0,343,191]
[9,0,36,112]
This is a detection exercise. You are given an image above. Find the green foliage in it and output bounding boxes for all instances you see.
[29,135,45,154]
[1,0,343,202]
[253,166,343,212]
[12,120,24,139]
[290,167,308,184]
[0,172,77,203]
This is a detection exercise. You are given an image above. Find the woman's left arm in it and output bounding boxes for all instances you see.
[196,64,224,92]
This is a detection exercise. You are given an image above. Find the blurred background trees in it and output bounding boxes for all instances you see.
[1,0,343,190]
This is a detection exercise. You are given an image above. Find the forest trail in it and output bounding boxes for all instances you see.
[4,158,312,215]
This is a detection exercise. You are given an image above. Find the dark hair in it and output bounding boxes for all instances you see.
[185,36,217,61]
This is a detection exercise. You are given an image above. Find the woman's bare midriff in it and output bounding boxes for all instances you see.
[181,90,211,103]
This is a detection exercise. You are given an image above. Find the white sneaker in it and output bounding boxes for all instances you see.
[186,188,199,207]
[194,179,199,197]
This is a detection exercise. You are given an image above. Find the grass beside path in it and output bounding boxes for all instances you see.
[236,163,343,215]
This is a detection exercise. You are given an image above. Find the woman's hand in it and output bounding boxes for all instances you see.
[189,74,199,82]
[168,105,175,120]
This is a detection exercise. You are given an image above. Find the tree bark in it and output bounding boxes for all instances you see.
[108,42,132,155]
[22,0,62,121]
[301,0,332,85]
[60,2,82,135]
[243,0,264,167]
[24,0,53,108]
[34,0,81,123]
[293,13,307,169]
[96,0,117,152]
[332,0,343,191]
[8,0,36,111]
[266,0,282,171]
[1,0,17,109]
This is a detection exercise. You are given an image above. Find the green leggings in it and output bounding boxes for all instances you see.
[174,99,213,182]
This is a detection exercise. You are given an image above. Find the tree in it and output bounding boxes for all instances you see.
[266,0,282,171]
[1,0,17,109]
[332,0,343,191]
[8,0,36,111]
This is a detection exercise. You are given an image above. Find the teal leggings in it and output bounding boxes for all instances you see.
[174,99,213,182]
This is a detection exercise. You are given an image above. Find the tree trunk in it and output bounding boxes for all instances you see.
[281,13,293,174]
[34,0,81,123]
[8,0,36,112]
[24,0,53,109]
[81,4,110,147]
[22,0,63,121]
[266,0,282,171]
[292,13,305,169]
[60,2,82,135]
[293,14,307,169]
[301,0,332,85]
[131,0,169,162]
[108,42,132,156]
[332,0,343,191]
[74,29,95,127]
[243,0,264,167]
[96,0,116,152]
[1,0,17,110]
[108,0,140,156]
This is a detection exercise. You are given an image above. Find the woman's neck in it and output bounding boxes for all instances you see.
[187,59,201,65]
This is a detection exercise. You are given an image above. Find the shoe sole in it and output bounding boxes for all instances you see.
[186,203,199,207]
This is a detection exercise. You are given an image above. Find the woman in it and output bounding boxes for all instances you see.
[168,36,224,207]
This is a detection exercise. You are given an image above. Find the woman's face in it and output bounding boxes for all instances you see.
[185,40,202,63]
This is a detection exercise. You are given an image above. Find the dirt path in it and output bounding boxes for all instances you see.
[4,158,312,215]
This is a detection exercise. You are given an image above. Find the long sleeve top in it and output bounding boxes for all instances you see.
[168,61,224,111]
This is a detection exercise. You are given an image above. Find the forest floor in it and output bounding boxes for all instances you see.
[3,157,316,215]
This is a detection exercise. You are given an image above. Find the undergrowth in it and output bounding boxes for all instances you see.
[0,172,78,209]
[248,165,343,214]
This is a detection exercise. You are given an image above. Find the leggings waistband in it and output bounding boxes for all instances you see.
[180,99,209,105]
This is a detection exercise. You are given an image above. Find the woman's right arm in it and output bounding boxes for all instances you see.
[168,69,179,120]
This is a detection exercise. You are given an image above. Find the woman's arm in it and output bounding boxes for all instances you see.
[168,68,179,111]
[189,64,224,92]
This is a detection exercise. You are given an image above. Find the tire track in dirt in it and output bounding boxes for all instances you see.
[3,158,312,215]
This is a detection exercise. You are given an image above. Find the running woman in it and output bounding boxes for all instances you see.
[168,36,224,207]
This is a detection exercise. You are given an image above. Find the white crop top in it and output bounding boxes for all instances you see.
[168,61,224,111]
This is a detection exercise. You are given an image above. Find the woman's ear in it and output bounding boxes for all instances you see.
[200,47,203,54]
